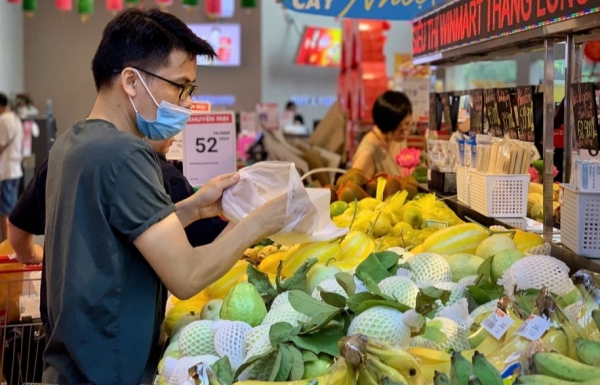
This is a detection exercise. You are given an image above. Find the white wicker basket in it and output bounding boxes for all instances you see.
[456,166,470,205]
[468,170,529,218]
[561,184,600,258]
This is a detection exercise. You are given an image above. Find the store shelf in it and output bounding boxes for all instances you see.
[419,185,600,274]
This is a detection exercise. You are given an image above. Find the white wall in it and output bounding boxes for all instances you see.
[0,2,24,97]
[260,3,414,130]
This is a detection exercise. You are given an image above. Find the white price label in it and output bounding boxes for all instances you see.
[515,315,550,341]
[183,112,237,187]
[482,308,514,340]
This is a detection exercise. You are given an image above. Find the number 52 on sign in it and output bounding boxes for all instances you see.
[183,112,237,187]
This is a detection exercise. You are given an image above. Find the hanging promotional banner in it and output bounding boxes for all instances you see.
[183,112,237,187]
[280,0,435,20]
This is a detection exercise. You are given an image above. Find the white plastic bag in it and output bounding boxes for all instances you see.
[222,161,348,245]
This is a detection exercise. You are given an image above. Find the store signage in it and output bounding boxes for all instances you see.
[167,104,212,161]
[191,101,211,112]
[470,89,484,134]
[483,88,503,137]
[280,0,436,20]
[240,111,258,135]
[412,0,599,57]
[495,88,518,139]
[516,86,535,142]
[193,95,236,107]
[570,82,599,151]
[290,95,337,107]
[183,112,237,187]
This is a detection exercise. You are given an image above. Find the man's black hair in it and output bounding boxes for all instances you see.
[0,93,8,108]
[286,101,296,110]
[92,8,216,92]
[372,91,412,134]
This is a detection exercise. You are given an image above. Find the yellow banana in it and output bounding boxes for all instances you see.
[280,241,342,278]
[364,342,424,385]
[406,347,451,365]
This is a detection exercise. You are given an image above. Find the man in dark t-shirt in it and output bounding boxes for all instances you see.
[39,9,291,384]
[7,140,228,344]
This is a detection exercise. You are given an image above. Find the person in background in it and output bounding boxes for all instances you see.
[0,93,23,242]
[41,9,291,384]
[352,90,413,179]
[285,100,304,125]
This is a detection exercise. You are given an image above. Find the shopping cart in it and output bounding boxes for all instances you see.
[0,256,44,385]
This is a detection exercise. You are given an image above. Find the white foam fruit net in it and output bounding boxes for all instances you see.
[434,282,467,306]
[261,302,310,327]
[408,253,452,288]
[378,276,420,308]
[436,298,473,331]
[244,325,271,356]
[347,306,410,347]
[178,320,217,357]
[410,317,470,352]
[271,292,290,309]
[312,278,348,301]
[525,243,552,256]
[395,267,414,280]
[354,276,369,294]
[498,255,574,298]
[458,275,479,287]
[213,320,252,370]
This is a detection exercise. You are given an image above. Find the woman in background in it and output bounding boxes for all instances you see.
[352,90,413,179]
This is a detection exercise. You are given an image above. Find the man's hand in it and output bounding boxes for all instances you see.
[194,172,240,219]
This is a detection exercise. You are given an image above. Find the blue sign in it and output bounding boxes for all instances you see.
[280,0,435,21]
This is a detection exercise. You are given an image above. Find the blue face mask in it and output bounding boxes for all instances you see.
[129,69,192,140]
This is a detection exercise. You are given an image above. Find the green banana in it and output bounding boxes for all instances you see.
[575,338,600,366]
[468,327,491,349]
[380,376,407,385]
[467,375,483,385]
[533,352,600,382]
[364,342,423,385]
[471,351,502,385]
[516,374,578,384]
[450,351,472,385]
[357,364,379,385]
[434,371,451,385]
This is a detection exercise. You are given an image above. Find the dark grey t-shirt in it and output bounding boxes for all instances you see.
[44,120,176,384]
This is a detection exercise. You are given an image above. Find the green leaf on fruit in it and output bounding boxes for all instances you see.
[247,265,278,304]
[335,272,356,296]
[477,256,494,284]
[355,271,383,295]
[302,351,318,362]
[299,308,343,333]
[355,251,401,283]
[289,290,339,318]
[318,290,347,308]
[288,344,305,381]
[346,292,410,315]
[419,322,448,344]
[268,349,283,382]
[290,327,344,357]
[211,357,234,385]
[415,288,450,317]
[467,285,492,305]
[278,258,319,293]
[274,344,293,381]
[269,322,301,346]
[235,349,276,381]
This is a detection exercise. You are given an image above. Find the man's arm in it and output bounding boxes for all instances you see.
[134,197,283,300]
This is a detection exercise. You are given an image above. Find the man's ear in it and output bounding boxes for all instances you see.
[121,68,137,98]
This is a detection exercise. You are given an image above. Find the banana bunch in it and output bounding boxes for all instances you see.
[518,351,600,383]
[432,351,503,385]
[334,334,425,385]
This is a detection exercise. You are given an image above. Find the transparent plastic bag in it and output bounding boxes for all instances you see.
[222,161,348,245]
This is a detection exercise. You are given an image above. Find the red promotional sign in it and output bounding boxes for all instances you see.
[412,0,598,57]
[191,102,211,113]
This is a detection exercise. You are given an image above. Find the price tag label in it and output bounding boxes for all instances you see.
[424,220,449,229]
[515,315,550,341]
[183,112,237,187]
[482,308,515,340]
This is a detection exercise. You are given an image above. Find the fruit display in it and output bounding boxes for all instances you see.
[527,183,560,223]
[331,168,421,203]
[152,211,600,385]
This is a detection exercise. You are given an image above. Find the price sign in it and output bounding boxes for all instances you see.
[516,86,535,142]
[166,132,184,161]
[240,111,258,135]
[496,88,518,139]
[441,93,452,128]
[482,308,514,340]
[484,88,503,137]
[183,112,237,187]
[570,83,599,151]
[470,89,484,134]
[515,315,550,341]
[191,101,211,113]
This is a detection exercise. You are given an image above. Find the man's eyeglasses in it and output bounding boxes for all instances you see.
[132,67,198,101]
